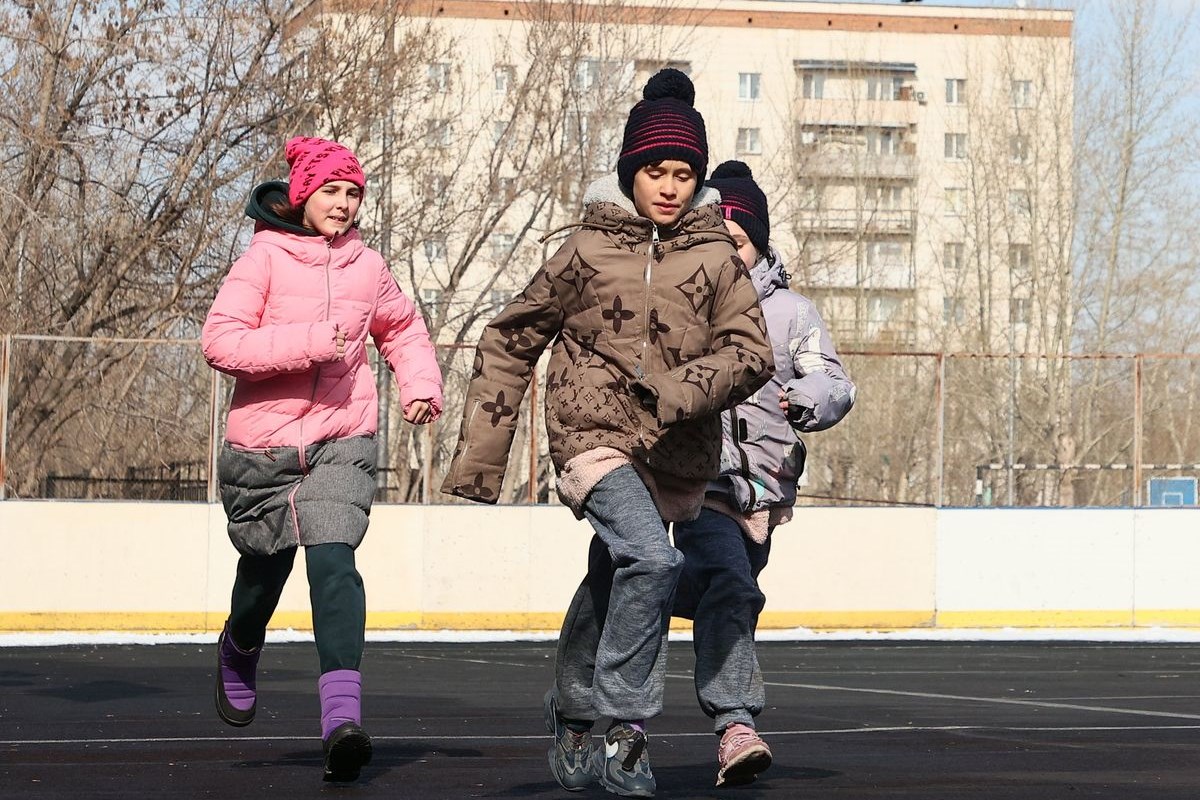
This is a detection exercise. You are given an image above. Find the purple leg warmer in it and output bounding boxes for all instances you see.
[318,669,362,740]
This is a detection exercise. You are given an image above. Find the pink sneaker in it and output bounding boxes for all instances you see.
[716,723,772,787]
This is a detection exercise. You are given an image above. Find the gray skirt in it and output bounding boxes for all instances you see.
[217,435,378,556]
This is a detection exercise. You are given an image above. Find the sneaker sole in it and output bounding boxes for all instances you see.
[716,745,772,787]
[599,775,655,798]
[323,727,373,782]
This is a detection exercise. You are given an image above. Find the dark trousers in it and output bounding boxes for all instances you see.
[673,507,772,732]
[227,542,365,674]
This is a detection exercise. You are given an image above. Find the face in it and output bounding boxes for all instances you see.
[632,160,697,227]
[724,218,759,266]
[303,180,362,238]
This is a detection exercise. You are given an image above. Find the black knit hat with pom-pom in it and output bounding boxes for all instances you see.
[706,160,770,258]
[616,68,709,193]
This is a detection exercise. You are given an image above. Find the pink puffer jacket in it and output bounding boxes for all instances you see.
[202,226,443,450]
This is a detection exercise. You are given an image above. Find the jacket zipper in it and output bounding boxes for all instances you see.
[299,239,334,476]
[638,225,659,380]
[636,225,659,460]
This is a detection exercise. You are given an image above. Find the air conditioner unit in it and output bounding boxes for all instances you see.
[915,91,927,104]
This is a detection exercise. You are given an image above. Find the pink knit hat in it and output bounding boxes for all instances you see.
[284,136,366,206]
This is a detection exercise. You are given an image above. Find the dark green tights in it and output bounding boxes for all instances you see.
[227,542,365,673]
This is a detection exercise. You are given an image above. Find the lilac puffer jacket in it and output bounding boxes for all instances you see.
[711,249,855,513]
[202,196,442,451]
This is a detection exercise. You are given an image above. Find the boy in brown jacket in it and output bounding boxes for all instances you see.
[442,69,773,798]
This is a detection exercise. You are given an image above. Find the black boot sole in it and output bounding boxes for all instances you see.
[323,722,373,782]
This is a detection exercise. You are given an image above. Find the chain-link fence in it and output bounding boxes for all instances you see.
[1,334,1195,506]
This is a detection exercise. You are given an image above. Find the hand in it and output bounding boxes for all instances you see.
[334,326,346,358]
[778,389,789,412]
[404,399,434,425]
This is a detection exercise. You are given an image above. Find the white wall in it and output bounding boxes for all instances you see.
[2,502,1198,632]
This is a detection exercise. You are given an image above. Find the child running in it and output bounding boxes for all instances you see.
[442,69,774,798]
[673,161,855,787]
[201,136,443,783]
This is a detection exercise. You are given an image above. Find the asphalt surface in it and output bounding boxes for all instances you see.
[4,640,1200,798]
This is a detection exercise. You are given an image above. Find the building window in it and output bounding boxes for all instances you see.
[428,62,450,93]
[497,176,516,202]
[1012,79,1034,108]
[1010,297,1031,325]
[865,241,905,267]
[943,296,965,324]
[1009,244,1032,284]
[867,75,903,101]
[419,287,444,308]
[736,128,762,155]
[944,242,965,273]
[490,232,517,259]
[944,132,968,159]
[423,238,446,262]
[1008,190,1031,216]
[494,65,515,94]
[802,72,825,100]
[492,121,507,146]
[1010,134,1031,163]
[738,72,761,101]
[945,187,966,216]
[866,128,900,156]
[872,185,904,210]
[945,78,967,105]
[575,58,600,91]
[485,289,511,308]
[426,119,452,148]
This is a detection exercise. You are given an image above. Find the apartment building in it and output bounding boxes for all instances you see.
[304,0,1074,353]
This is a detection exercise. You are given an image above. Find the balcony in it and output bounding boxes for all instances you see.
[794,96,920,129]
[797,261,913,291]
[796,208,915,235]
[797,151,918,180]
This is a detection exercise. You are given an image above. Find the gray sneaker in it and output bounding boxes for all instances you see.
[598,722,655,798]
[543,689,596,792]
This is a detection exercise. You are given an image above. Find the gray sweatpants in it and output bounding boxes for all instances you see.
[672,507,772,732]
[554,465,685,722]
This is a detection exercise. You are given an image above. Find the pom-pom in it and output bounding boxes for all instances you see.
[711,160,753,180]
[643,68,695,106]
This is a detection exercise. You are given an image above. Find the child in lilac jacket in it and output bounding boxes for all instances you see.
[202,137,442,783]
[673,161,854,787]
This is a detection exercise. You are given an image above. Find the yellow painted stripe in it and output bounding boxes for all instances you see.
[17,609,1200,633]
[0,610,939,633]
[937,610,1135,628]
[1134,610,1200,627]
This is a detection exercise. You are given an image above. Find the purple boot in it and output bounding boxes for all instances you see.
[319,669,372,782]
[214,622,260,727]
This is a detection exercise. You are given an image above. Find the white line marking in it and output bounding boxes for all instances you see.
[761,680,1200,721]
[6,725,1200,747]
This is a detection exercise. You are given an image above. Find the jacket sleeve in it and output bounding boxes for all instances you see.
[633,255,774,425]
[201,251,340,382]
[440,249,566,504]
[371,264,444,420]
[782,297,856,433]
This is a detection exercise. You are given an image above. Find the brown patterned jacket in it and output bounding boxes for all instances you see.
[441,173,774,505]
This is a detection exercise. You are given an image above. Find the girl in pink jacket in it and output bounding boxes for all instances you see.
[201,137,442,783]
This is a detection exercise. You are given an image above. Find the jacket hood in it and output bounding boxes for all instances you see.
[577,172,732,254]
[245,180,321,237]
[750,247,789,302]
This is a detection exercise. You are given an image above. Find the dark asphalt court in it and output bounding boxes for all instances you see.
[3,641,1200,798]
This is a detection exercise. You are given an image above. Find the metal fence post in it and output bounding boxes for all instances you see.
[935,352,945,507]
[0,334,10,500]
[207,368,220,504]
[1133,354,1144,507]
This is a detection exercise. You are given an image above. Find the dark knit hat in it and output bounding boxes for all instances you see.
[706,160,769,257]
[617,69,708,193]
